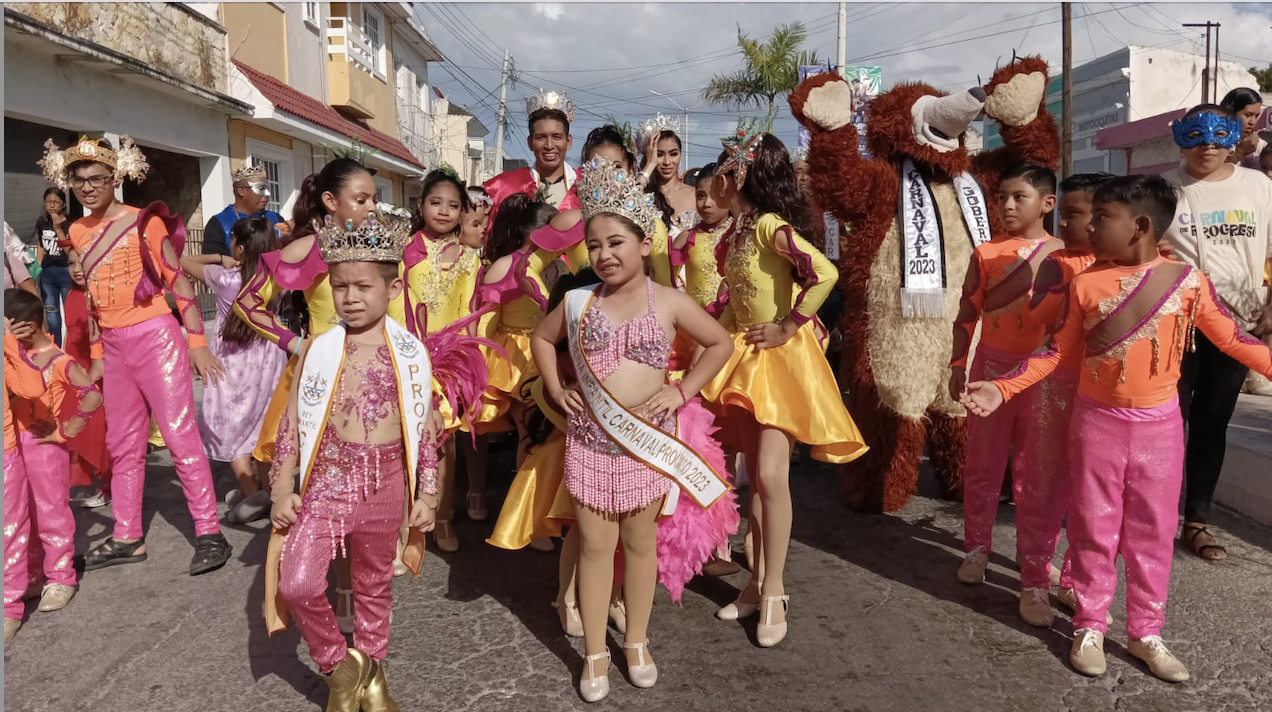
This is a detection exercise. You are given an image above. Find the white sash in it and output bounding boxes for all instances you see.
[295,318,433,497]
[564,285,730,509]
[899,158,991,318]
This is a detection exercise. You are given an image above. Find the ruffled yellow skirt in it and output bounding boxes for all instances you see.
[474,328,539,434]
[253,355,299,463]
[700,322,867,464]
[486,429,575,549]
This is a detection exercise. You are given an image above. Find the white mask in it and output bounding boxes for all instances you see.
[249,181,270,197]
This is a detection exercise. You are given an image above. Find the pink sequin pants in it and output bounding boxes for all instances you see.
[1015,372,1078,591]
[963,349,1035,556]
[102,316,219,541]
[279,446,405,672]
[18,431,76,587]
[1069,393,1183,638]
[4,448,32,620]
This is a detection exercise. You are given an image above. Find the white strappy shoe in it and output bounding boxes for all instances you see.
[579,651,611,703]
[756,594,790,648]
[335,587,355,634]
[622,640,658,688]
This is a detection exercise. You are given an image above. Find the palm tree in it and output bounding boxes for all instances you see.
[701,22,821,132]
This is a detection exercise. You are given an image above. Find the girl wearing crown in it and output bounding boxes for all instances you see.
[530,157,735,702]
[638,115,699,236]
[265,206,475,711]
[703,133,868,647]
[37,135,233,575]
[403,167,485,551]
[237,157,407,632]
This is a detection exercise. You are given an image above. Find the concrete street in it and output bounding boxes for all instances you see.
[4,439,1271,711]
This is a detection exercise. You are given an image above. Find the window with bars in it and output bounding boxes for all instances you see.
[260,159,282,213]
[363,9,381,56]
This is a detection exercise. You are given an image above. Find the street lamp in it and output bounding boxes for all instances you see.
[649,90,704,173]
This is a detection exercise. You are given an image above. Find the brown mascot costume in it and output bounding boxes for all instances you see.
[790,56,1058,512]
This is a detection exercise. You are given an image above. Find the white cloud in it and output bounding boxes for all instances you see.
[419,2,1272,166]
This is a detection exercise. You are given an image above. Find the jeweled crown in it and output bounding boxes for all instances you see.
[789,145,810,164]
[526,89,575,123]
[577,157,661,237]
[38,135,148,190]
[316,203,412,264]
[233,163,267,183]
[634,113,682,153]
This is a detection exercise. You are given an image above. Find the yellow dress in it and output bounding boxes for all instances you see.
[235,237,405,462]
[471,247,555,433]
[700,213,867,464]
[682,218,734,308]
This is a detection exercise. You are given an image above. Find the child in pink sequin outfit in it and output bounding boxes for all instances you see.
[531,157,734,703]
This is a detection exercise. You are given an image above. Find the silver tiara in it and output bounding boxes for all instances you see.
[634,113,682,153]
[525,89,575,123]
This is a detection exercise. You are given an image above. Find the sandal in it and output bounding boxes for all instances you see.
[189,533,233,576]
[467,492,488,522]
[84,537,148,571]
[1182,524,1227,561]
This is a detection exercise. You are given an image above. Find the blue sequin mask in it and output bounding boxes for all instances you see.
[1172,112,1241,149]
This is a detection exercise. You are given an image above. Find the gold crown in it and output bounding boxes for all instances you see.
[233,163,267,183]
[577,157,661,236]
[38,135,148,190]
[525,89,575,123]
[316,204,413,264]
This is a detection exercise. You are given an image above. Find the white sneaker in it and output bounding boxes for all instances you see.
[1129,636,1190,682]
[957,547,988,584]
[1018,587,1053,627]
[1070,628,1106,676]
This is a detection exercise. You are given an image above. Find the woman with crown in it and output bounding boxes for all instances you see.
[263,205,486,711]
[637,114,699,237]
[531,156,736,702]
[701,131,868,647]
[37,135,233,576]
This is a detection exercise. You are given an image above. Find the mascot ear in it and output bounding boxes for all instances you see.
[790,72,852,132]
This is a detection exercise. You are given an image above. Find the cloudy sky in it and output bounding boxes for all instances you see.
[412,2,1272,167]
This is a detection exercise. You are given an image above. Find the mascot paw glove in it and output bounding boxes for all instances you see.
[984,71,1046,127]
[803,80,855,132]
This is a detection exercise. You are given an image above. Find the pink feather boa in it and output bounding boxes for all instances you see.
[421,308,505,435]
[612,398,739,604]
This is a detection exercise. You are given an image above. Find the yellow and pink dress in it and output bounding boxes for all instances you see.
[702,212,867,464]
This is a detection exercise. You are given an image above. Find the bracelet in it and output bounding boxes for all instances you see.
[674,382,687,403]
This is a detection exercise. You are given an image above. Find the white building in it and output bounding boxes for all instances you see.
[431,97,489,186]
[984,45,1259,174]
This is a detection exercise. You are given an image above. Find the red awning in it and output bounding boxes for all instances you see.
[234,60,424,169]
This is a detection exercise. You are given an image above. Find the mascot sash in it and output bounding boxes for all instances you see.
[899,159,991,317]
[564,285,729,509]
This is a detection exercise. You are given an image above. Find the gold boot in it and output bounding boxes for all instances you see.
[324,648,372,712]
[360,659,400,712]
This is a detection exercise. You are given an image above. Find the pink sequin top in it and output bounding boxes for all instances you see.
[565,278,676,514]
[580,278,671,380]
[275,339,439,499]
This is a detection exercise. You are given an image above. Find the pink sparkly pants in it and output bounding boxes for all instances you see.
[279,451,405,672]
[18,431,77,587]
[4,448,32,620]
[963,348,1035,557]
[1068,393,1183,638]
[102,316,219,541]
[1014,372,1078,591]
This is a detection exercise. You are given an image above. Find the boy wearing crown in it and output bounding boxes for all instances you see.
[201,162,288,257]
[38,135,232,575]
[484,89,583,230]
[264,208,445,711]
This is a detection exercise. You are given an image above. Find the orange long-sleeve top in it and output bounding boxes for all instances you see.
[951,234,1063,368]
[4,333,47,452]
[1024,249,1098,376]
[996,257,1272,409]
[11,341,103,444]
[69,205,205,358]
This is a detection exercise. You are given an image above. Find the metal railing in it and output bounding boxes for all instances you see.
[326,17,381,76]
[181,227,218,320]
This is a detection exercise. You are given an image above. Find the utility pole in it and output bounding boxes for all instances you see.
[494,48,509,175]
[1183,22,1219,105]
[1213,24,1221,103]
[837,2,847,72]
[1061,2,1072,178]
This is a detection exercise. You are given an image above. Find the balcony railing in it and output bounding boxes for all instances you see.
[327,17,382,78]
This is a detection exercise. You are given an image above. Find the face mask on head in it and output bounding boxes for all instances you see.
[249,181,270,197]
[1172,112,1241,149]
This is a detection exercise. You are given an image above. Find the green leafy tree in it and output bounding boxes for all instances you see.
[701,22,821,132]
[1249,64,1272,94]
